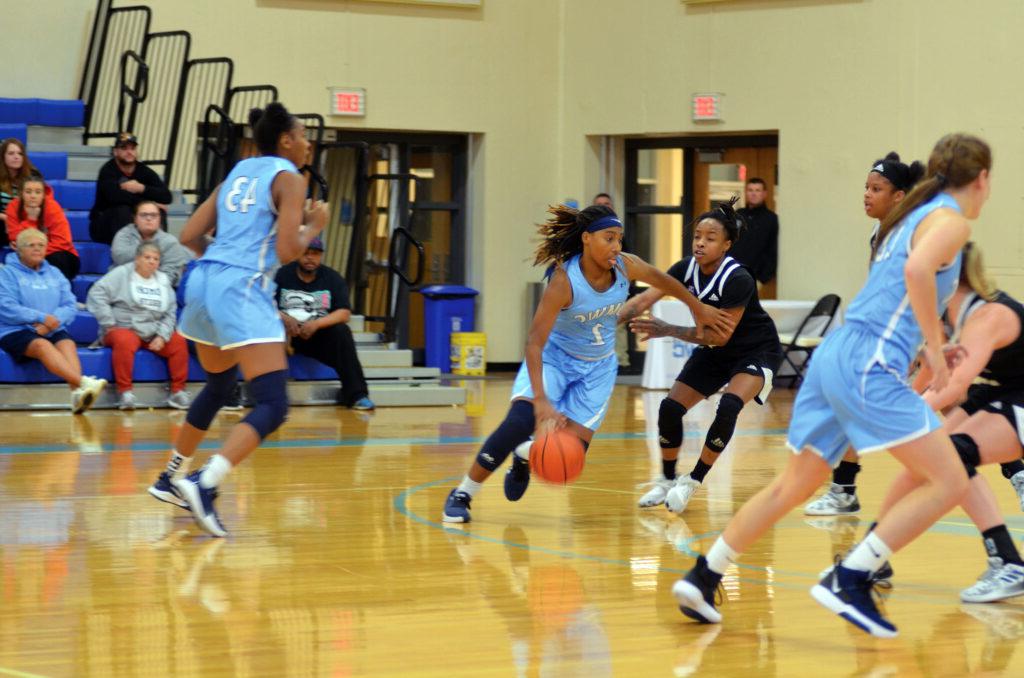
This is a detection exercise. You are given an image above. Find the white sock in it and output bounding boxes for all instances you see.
[842,532,892,574]
[513,441,532,461]
[199,454,233,489]
[457,475,483,497]
[165,450,191,479]
[705,536,739,575]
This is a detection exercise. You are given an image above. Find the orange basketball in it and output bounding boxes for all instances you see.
[529,430,586,484]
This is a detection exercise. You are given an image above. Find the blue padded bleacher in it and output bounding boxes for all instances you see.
[288,354,337,380]
[50,180,95,211]
[67,311,99,344]
[29,152,68,180]
[68,211,90,240]
[77,242,112,274]
[0,98,84,127]
[72,274,101,303]
[0,347,112,384]
[0,124,27,145]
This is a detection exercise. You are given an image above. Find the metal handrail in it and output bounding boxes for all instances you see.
[117,49,149,134]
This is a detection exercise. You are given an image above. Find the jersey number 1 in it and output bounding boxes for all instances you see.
[225,176,259,213]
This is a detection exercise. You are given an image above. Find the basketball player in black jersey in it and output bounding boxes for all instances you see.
[624,198,783,514]
[882,242,1024,602]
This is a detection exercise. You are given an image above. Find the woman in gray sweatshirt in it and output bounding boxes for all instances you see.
[110,201,194,286]
[87,242,191,410]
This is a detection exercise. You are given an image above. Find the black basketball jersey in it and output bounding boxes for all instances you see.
[950,290,1024,390]
[666,255,780,355]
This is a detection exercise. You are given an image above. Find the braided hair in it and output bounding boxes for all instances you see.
[534,204,618,270]
[693,195,744,242]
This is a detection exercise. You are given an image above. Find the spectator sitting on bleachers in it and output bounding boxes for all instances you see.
[86,241,190,411]
[0,228,107,413]
[6,176,80,281]
[89,133,172,246]
[275,236,374,410]
[0,138,39,245]
[110,200,193,285]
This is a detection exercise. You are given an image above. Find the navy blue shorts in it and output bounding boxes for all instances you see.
[0,329,72,361]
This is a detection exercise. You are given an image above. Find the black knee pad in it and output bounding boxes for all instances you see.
[476,399,535,471]
[186,366,240,431]
[705,393,744,453]
[241,370,290,440]
[951,433,980,478]
[658,398,687,449]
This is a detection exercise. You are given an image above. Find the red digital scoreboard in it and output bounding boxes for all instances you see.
[330,88,366,117]
[692,93,722,122]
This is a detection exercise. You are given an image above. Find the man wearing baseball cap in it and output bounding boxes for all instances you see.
[88,132,172,245]
[274,236,374,410]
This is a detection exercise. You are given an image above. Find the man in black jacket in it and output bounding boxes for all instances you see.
[275,237,375,410]
[731,177,779,298]
[89,133,172,245]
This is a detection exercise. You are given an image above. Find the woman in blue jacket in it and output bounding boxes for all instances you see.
[0,228,107,413]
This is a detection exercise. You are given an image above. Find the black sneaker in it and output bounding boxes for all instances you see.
[221,384,244,411]
[442,489,472,523]
[811,562,897,637]
[504,456,531,501]
[673,555,725,623]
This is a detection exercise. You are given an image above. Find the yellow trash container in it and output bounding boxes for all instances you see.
[450,332,487,376]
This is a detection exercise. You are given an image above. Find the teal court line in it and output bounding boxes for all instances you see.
[395,477,1024,601]
[0,427,789,456]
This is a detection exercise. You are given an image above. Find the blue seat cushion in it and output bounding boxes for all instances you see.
[72,274,102,303]
[288,354,337,380]
[50,180,96,211]
[67,211,90,241]
[77,242,112,274]
[36,99,85,127]
[0,346,112,383]
[0,124,27,145]
[0,99,37,125]
[67,311,99,344]
[28,152,67,181]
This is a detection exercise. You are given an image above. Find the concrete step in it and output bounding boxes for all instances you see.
[363,366,441,381]
[167,215,188,237]
[28,126,84,146]
[349,315,365,332]
[29,142,109,156]
[356,348,412,368]
[67,155,108,181]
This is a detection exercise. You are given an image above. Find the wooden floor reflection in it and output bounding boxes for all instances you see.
[1,378,1023,677]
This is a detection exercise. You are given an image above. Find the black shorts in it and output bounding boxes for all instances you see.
[677,344,784,405]
[960,383,1024,448]
[0,329,72,362]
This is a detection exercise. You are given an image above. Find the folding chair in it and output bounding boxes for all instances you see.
[777,293,841,387]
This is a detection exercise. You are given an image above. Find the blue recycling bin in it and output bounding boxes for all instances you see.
[421,285,478,371]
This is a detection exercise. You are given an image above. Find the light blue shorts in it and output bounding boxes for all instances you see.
[510,344,618,431]
[786,326,941,467]
[178,261,284,350]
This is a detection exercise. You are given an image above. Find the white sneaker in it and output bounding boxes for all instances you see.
[638,477,674,507]
[118,391,137,410]
[665,477,701,514]
[71,376,106,414]
[961,557,1024,603]
[167,390,191,410]
[804,483,861,515]
[1009,471,1024,513]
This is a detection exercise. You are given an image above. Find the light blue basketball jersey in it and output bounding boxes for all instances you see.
[202,155,299,276]
[547,254,629,361]
[844,192,963,372]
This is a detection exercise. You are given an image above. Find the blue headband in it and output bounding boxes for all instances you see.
[586,215,623,232]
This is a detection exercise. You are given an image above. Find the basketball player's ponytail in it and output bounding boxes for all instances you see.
[694,195,743,243]
[248,102,298,156]
[534,204,617,273]
[872,134,991,259]
[960,241,998,301]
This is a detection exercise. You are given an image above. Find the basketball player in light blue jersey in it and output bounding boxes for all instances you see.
[675,134,992,638]
[146,103,329,537]
[442,204,737,523]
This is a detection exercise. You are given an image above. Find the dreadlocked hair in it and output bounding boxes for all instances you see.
[694,195,744,242]
[534,204,617,271]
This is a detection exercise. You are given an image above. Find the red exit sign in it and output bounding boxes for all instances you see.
[330,88,366,117]
[692,93,722,121]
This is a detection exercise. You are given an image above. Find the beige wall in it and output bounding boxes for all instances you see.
[12,0,1024,360]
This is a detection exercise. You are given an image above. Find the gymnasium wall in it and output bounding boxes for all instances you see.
[13,0,1024,361]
